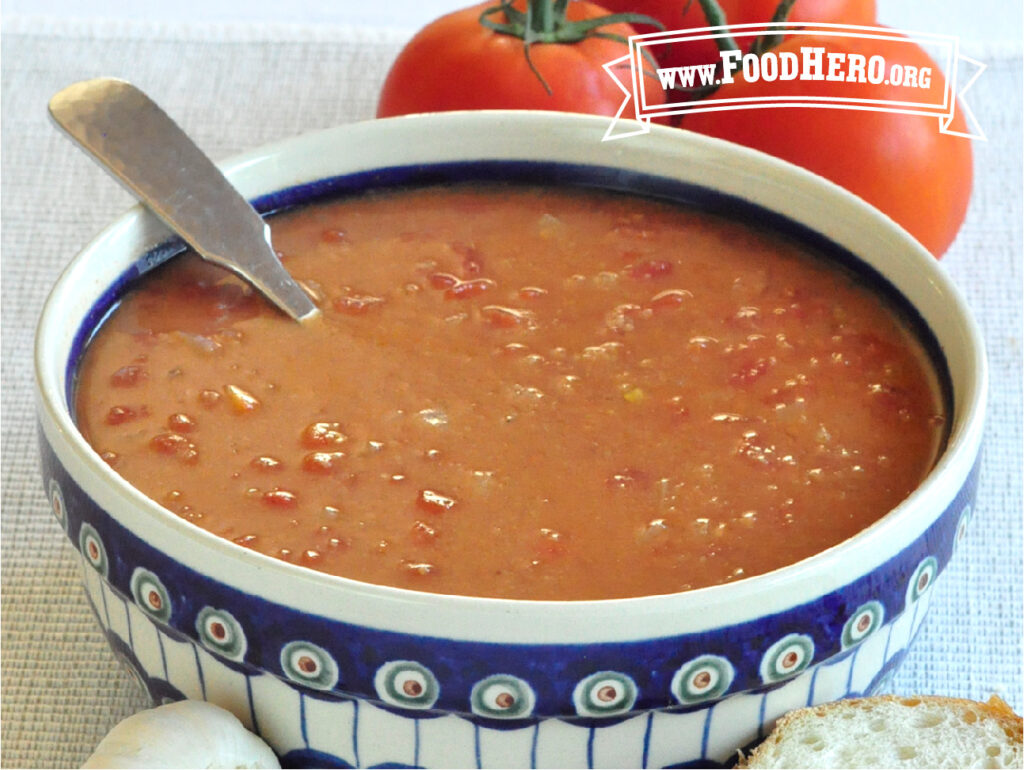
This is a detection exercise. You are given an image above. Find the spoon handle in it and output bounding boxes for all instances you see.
[48,78,318,322]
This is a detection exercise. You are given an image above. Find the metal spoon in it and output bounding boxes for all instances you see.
[48,78,319,322]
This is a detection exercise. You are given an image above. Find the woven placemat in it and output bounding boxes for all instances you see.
[2,19,1020,768]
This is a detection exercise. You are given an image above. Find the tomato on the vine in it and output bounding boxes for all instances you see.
[681,32,972,257]
[598,0,876,71]
[377,0,666,118]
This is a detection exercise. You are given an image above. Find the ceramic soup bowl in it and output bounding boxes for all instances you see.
[36,112,986,768]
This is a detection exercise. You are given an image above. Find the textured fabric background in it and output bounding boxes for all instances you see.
[1,15,1020,769]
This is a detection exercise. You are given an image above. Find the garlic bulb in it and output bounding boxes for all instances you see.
[82,700,280,769]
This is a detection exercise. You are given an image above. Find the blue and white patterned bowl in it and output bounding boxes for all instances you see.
[35,112,986,768]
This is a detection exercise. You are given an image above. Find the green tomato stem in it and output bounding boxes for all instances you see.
[695,0,740,53]
[479,0,663,45]
[478,0,665,96]
[751,0,798,56]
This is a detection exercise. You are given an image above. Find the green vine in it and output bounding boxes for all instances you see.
[678,0,801,99]
[694,0,740,54]
[750,0,799,56]
[475,0,800,100]
[478,0,664,95]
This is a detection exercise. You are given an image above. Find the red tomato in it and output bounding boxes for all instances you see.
[682,33,972,257]
[377,0,666,118]
[599,0,877,71]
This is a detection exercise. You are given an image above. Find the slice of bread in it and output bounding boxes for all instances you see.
[740,695,1023,769]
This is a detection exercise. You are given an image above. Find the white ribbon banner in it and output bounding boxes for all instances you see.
[602,23,985,142]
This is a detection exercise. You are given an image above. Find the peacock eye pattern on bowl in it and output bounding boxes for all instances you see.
[671,655,735,705]
[79,522,108,578]
[130,567,172,624]
[572,671,638,717]
[906,556,938,605]
[841,600,885,649]
[39,436,980,721]
[471,674,536,719]
[954,504,972,552]
[759,633,815,684]
[280,640,340,691]
[195,606,247,662]
[48,478,66,529]
[374,660,441,710]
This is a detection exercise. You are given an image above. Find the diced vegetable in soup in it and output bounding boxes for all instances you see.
[75,185,947,600]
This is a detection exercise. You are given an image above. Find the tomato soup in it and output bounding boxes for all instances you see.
[74,185,947,600]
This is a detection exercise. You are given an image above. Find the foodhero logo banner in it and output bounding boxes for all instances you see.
[602,24,985,141]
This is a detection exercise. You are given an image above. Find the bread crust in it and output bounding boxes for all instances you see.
[739,694,1023,769]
